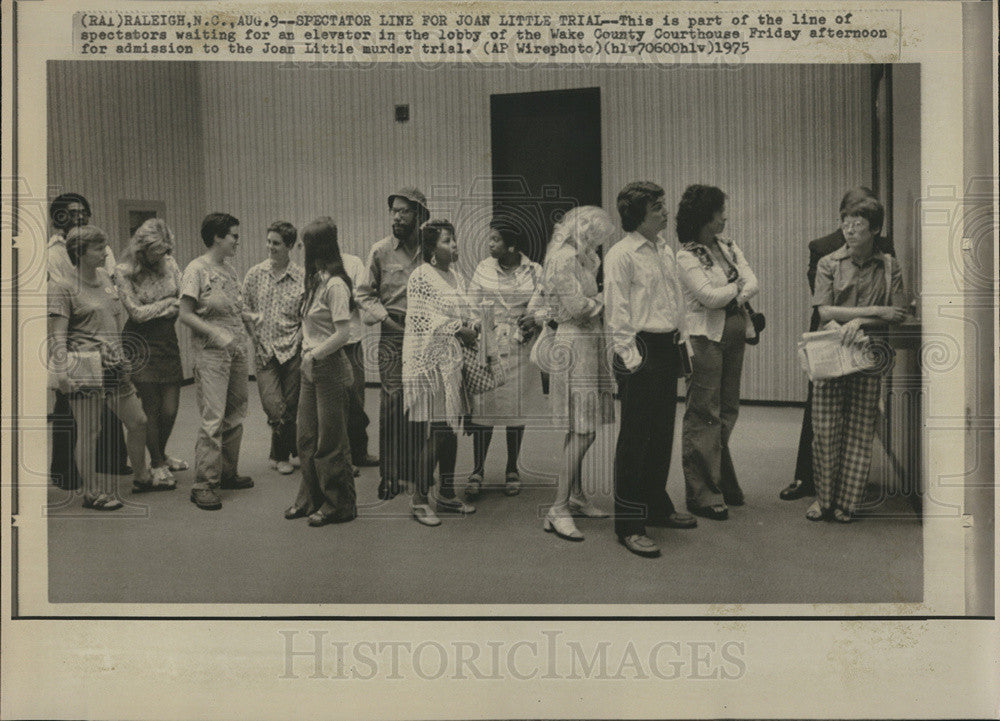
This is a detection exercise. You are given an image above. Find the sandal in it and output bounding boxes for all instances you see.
[466,473,483,499]
[805,501,826,521]
[82,493,123,511]
[165,457,189,472]
[832,509,853,524]
[131,476,177,493]
[504,471,521,496]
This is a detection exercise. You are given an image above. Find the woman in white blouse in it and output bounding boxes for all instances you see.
[465,223,544,498]
[675,185,759,521]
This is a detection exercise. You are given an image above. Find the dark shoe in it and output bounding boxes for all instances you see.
[220,475,254,490]
[687,502,728,521]
[649,511,698,529]
[356,454,380,467]
[618,534,661,558]
[723,492,745,507]
[190,487,222,510]
[780,479,815,501]
[284,505,310,520]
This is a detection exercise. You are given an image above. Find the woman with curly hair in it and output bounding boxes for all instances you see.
[536,206,618,542]
[402,219,479,527]
[675,185,759,521]
[114,218,186,490]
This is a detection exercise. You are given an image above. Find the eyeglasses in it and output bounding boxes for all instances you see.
[840,219,870,232]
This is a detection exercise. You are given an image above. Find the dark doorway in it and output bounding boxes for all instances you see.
[490,88,602,263]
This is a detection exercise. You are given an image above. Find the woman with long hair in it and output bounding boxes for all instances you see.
[284,217,357,526]
[114,218,186,489]
[402,219,479,527]
[536,206,618,542]
[48,225,151,510]
[675,185,759,521]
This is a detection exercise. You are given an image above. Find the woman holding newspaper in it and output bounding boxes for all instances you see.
[675,185,759,522]
[807,195,907,523]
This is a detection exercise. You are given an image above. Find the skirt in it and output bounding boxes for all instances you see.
[123,317,184,384]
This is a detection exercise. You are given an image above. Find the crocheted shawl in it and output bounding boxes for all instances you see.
[402,263,471,428]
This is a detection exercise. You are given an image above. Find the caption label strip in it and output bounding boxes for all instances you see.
[74,9,901,61]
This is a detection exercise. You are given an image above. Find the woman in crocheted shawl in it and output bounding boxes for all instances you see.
[535,206,618,542]
[402,219,480,527]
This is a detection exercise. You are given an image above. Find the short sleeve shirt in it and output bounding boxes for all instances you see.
[302,274,351,353]
[242,260,304,365]
[48,268,126,361]
[813,246,905,310]
[180,255,248,341]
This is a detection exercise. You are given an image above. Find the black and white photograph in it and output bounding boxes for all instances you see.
[37,59,932,606]
[2,0,996,719]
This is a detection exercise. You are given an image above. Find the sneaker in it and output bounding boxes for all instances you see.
[220,475,254,490]
[190,487,222,510]
[275,461,295,475]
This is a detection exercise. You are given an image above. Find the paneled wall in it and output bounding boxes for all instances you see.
[50,61,873,401]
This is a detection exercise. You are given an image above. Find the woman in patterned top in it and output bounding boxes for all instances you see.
[115,218,186,489]
[402,219,479,527]
[535,206,618,542]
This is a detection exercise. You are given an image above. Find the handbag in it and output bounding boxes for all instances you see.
[745,302,766,345]
[462,342,506,394]
[48,349,104,390]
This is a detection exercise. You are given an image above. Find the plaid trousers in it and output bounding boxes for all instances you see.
[811,373,881,514]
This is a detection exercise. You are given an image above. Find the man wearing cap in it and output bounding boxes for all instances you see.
[356,188,429,499]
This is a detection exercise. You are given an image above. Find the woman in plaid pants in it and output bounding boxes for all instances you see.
[810,196,908,523]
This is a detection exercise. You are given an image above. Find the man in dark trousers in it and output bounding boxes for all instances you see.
[355,188,429,500]
[606,181,697,558]
[780,186,895,500]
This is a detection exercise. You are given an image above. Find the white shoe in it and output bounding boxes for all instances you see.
[569,494,610,518]
[151,466,173,483]
[411,504,441,527]
[276,461,295,475]
[543,508,584,541]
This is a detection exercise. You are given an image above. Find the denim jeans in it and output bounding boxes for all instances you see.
[294,350,357,518]
[343,341,371,463]
[255,354,301,462]
[193,344,250,489]
[682,310,747,508]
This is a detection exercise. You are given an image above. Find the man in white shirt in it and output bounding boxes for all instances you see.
[604,182,697,559]
[342,250,379,469]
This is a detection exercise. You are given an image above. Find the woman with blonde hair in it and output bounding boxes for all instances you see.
[114,218,187,489]
[536,206,618,542]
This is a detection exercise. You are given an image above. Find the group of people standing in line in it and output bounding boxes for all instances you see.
[47,180,907,558]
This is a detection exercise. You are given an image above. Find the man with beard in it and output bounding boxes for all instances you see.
[356,188,429,499]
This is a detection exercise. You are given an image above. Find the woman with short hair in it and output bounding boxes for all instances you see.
[675,185,759,522]
[115,218,187,489]
[536,206,618,542]
[403,219,479,527]
[465,222,544,498]
[48,225,151,509]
